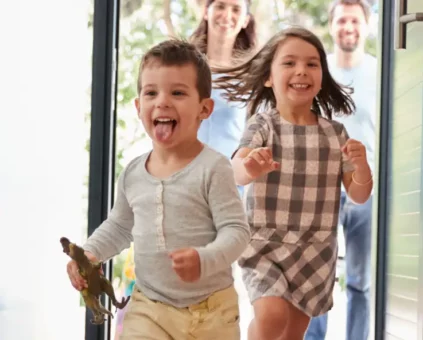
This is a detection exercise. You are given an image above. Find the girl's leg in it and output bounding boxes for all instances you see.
[281,301,311,340]
[248,296,289,340]
[247,318,260,340]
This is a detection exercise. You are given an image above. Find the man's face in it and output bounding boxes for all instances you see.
[330,4,369,53]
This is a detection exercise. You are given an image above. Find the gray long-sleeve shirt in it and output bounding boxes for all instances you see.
[83,145,250,307]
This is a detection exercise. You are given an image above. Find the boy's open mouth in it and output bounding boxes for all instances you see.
[153,118,177,142]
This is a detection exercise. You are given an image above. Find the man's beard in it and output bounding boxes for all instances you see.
[339,42,358,52]
[338,35,359,52]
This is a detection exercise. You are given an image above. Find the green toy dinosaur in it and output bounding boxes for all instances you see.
[60,237,131,325]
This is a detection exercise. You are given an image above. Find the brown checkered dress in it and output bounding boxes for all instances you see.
[237,109,354,317]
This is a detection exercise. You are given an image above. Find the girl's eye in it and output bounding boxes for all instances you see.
[283,61,294,66]
[144,91,156,96]
[172,91,185,96]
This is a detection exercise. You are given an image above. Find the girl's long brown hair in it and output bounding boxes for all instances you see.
[190,0,257,56]
[212,26,356,119]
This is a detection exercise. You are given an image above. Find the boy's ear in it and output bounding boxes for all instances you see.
[134,97,141,119]
[199,98,214,120]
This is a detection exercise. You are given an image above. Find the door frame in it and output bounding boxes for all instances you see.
[375,0,395,338]
[87,0,120,339]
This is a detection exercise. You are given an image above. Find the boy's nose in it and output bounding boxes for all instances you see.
[156,95,171,108]
[157,102,170,108]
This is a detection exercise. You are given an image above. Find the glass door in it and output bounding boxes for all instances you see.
[376,0,423,339]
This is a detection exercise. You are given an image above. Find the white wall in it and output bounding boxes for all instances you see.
[0,1,92,339]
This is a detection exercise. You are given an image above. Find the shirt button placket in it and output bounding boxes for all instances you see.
[155,182,166,251]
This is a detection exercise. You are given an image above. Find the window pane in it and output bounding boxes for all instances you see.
[0,1,93,339]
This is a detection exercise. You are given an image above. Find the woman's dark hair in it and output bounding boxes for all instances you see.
[190,0,256,56]
[213,26,355,119]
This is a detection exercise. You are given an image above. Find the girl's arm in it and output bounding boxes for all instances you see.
[232,148,255,185]
[232,147,279,186]
[341,137,373,204]
[343,166,373,204]
[231,112,272,185]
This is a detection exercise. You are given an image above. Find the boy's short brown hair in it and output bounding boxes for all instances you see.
[328,0,371,23]
[137,39,212,100]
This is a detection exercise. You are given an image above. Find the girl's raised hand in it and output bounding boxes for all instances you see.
[243,147,280,179]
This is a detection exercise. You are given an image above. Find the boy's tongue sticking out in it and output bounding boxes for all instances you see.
[154,118,176,142]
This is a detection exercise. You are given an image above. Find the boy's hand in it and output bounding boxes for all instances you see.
[169,248,201,283]
[243,147,280,179]
[342,139,369,172]
[66,251,101,291]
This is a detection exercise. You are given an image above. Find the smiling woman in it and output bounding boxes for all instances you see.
[191,0,256,59]
[190,0,257,167]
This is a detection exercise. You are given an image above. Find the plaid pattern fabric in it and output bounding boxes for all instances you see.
[237,109,354,316]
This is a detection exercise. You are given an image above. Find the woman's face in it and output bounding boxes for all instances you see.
[205,0,250,41]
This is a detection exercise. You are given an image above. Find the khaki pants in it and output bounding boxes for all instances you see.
[120,285,240,340]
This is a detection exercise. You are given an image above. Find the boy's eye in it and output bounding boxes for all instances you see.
[172,90,185,96]
[144,91,156,96]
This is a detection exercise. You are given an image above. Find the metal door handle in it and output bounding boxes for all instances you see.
[395,0,423,49]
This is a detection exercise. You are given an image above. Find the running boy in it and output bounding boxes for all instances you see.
[214,27,373,340]
[67,39,250,340]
